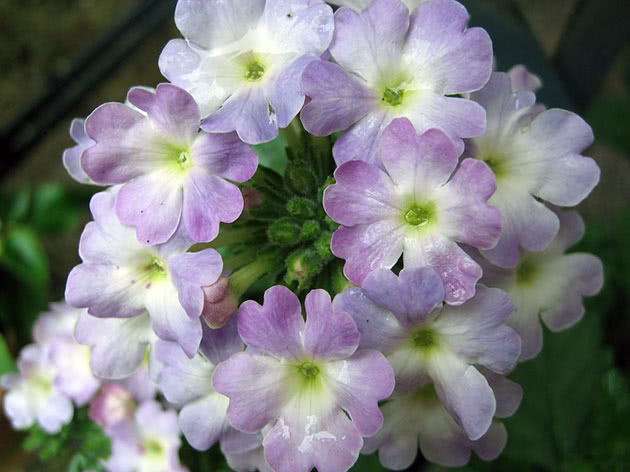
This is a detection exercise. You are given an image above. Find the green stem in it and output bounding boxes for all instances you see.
[224,248,259,271]
[229,252,280,298]
[208,226,259,248]
[280,118,304,151]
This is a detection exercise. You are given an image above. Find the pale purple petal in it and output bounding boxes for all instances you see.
[508,64,542,92]
[332,110,390,166]
[472,421,507,461]
[63,118,94,184]
[183,171,244,242]
[237,286,305,359]
[179,394,230,450]
[327,349,394,436]
[199,315,244,365]
[37,392,74,434]
[191,132,258,182]
[419,435,472,467]
[484,372,522,418]
[303,289,360,360]
[213,352,289,433]
[300,60,375,136]
[360,267,444,328]
[324,160,399,226]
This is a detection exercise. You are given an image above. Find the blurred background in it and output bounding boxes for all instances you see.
[0,0,628,471]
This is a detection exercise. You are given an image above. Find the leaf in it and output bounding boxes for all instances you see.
[0,225,49,287]
[253,134,288,175]
[30,183,89,235]
[0,186,32,223]
[0,333,15,375]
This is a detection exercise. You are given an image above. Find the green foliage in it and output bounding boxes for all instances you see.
[350,453,388,472]
[23,407,111,472]
[253,134,288,175]
[0,333,16,374]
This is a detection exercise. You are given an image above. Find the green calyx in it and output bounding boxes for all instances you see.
[404,202,436,228]
[516,258,538,285]
[245,61,265,81]
[382,87,405,106]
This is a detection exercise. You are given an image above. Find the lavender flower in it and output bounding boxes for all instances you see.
[213,286,395,472]
[153,317,246,451]
[333,268,521,440]
[81,84,257,245]
[507,64,542,92]
[363,372,522,468]
[472,209,604,360]
[105,400,187,472]
[301,0,492,165]
[1,344,73,433]
[324,118,501,304]
[466,72,600,267]
[66,189,224,359]
[159,0,334,145]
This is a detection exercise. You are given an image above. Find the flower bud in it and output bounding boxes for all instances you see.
[287,197,317,219]
[285,248,322,291]
[267,217,301,246]
[242,187,263,210]
[284,162,318,196]
[88,383,135,430]
[201,275,239,329]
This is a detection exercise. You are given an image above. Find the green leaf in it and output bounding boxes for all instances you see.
[253,134,288,175]
[0,333,15,374]
[349,453,388,471]
[30,183,88,235]
[0,225,49,287]
[0,186,32,223]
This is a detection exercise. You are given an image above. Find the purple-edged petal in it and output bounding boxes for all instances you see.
[419,434,472,468]
[429,353,495,440]
[192,132,257,182]
[213,352,289,433]
[183,170,244,243]
[330,0,409,85]
[199,316,244,365]
[127,84,200,145]
[301,60,375,136]
[74,311,153,379]
[332,221,406,285]
[237,286,305,359]
[324,160,399,226]
[435,286,520,373]
[168,248,223,319]
[361,268,444,328]
[37,393,74,434]
[303,290,360,360]
[484,372,523,418]
[472,421,508,461]
[116,172,183,246]
[404,0,492,94]
[202,88,278,145]
[508,64,542,92]
[179,394,230,451]
[380,119,459,190]
[328,349,394,436]
[63,118,94,184]
[332,110,390,166]
[263,410,363,472]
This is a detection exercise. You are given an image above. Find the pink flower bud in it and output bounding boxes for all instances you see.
[201,275,238,329]
[88,383,135,430]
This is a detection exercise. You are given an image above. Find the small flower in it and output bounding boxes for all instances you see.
[333,268,521,440]
[1,344,73,433]
[89,383,136,432]
[363,371,522,469]
[153,317,246,451]
[507,64,542,92]
[62,118,95,184]
[159,0,334,144]
[213,286,395,472]
[301,0,492,165]
[466,72,600,267]
[324,118,501,304]
[105,400,188,472]
[82,84,257,245]
[471,209,604,360]
[66,189,224,358]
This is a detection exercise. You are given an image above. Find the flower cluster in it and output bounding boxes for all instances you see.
[3,0,604,471]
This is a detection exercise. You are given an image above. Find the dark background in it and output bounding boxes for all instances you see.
[0,1,628,471]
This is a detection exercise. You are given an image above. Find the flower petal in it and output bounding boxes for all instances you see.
[179,394,230,451]
[192,131,258,182]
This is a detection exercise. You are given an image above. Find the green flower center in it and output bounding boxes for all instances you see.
[404,203,435,227]
[30,373,52,394]
[143,257,168,283]
[245,61,265,81]
[481,156,504,177]
[412,328,435,348]
[516,258,537,285]
[382,87,405,106]
[297,361,320,380]
[177,150,192,169]
[143,438,163,457]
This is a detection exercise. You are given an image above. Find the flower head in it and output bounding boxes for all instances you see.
[213,286,394,472]
[66,189,224,358]
[159,0,334,144]
[324,118,501,304]
[301,0,492,165]
[82,84,257,245]
[333,267,521,440]
[466,72,599,267]
[472,209,604,360]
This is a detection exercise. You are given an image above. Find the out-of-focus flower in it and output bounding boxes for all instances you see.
[324,118,500,304]
[213,286,394,472]
[62,118,95,184]
[159,0,334,145]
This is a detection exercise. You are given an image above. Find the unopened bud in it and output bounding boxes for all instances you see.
[88,383,135,431]
[285,248,322,291]
[267,217,301,246]
[285,162,318,196]
[201,275,239,329]
[287,197,317,219]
